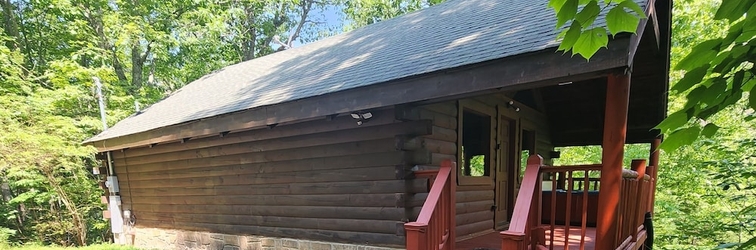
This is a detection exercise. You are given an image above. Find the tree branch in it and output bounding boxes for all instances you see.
[285,0,314,49]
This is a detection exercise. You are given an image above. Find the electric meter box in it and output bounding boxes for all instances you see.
[106,176,120,193]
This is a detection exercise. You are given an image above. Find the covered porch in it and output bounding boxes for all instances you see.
[405,70,663,249]
[400,0,670,247]
[402,19,669,250]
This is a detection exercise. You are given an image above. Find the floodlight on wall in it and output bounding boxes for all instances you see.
[506,101,520,112]
[350,111,373,125]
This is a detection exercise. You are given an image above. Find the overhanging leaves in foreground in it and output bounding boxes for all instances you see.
[550,0,646,59]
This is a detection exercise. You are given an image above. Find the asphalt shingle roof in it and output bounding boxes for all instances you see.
[86,0,643,143]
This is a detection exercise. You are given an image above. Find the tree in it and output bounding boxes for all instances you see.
[0,0,349,245]
[340,0,444,30]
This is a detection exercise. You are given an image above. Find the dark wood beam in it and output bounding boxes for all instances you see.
[596,72,631,249]
[88,38,632,152]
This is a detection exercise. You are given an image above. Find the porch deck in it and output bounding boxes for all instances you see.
[458,227,597,250]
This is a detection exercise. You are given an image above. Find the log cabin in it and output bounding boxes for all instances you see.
[84,0,671,249]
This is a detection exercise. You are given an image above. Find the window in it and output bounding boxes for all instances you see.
[520,129,535,178]
[458,101,494,185]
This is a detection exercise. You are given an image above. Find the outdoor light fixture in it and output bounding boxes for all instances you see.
[558,81,573,86]
[350,111,373,125]
[507,101,520,112]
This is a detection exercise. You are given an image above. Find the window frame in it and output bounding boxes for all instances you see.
[457,100,496,186]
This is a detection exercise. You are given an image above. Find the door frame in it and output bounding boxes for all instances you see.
[494,105,521,229]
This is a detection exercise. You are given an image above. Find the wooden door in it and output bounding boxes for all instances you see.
[494,115,517,229]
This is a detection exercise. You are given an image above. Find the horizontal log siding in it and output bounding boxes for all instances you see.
[398,102,496,239]
[399,94,554,241]
[112,108,429,246]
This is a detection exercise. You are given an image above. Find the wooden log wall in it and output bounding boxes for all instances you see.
[398,93,553,241]
[110,108,432,247]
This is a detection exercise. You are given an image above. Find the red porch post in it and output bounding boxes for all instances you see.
[596,72,631,249]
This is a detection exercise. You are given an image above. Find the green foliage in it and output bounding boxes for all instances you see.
[0,227,15,248]
[549,0,646,59]
[655,0,756,153]
[553,144,650,167]
[340,0,444,30]
[469,155,486,176]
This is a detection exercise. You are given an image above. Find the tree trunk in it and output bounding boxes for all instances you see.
[285,0,314,49]
[1,0,19,49]
[130,44,143,92]
[130,42,151,95]
[260,2,289,53]
[241,4,257,61]
[80,3,128,82]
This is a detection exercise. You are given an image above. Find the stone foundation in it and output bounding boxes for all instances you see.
[123,227,404,250]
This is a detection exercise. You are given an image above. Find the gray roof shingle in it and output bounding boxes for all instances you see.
[86,0,643,143]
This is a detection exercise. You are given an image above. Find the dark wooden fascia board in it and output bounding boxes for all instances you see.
[627,0,656,68]
[650,0,661,50]
[89,38,632,152]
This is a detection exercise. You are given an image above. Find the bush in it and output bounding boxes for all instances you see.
[0,227,17,248]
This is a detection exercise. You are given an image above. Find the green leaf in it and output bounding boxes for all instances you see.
[549,0,569,10]
[750,84,756,111]
[746,3,756,27]
[558,21,583,53]
[732,70,746,90]
[712,55,734,73]
[675,39,722,71]
[557,0,579,28]
[717,243,738,249]
[737,236,756,250]
[701,123,719,138]
[672,65,709,93]
[743,74,756,91]
[606,5,640,35]
[722,21,744,46]
[654,111,688,134]
[719,87,743,110]
[575,0,600,25]
[731,45,750,58]
[572,27,608,59]
[684,85,707,108]
[618,0,646,18]
[659,126,701,153]
[735,28,756,43]
[700,78,727,106]
[714,0,754,21]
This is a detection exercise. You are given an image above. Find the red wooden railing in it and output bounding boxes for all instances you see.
[540,164,602,250]
[616,160,652,249]
[501,155,546,249]
[405,160,456,250]
[502,155,656,250]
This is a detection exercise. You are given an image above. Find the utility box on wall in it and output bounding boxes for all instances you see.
[105,176,120,193]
